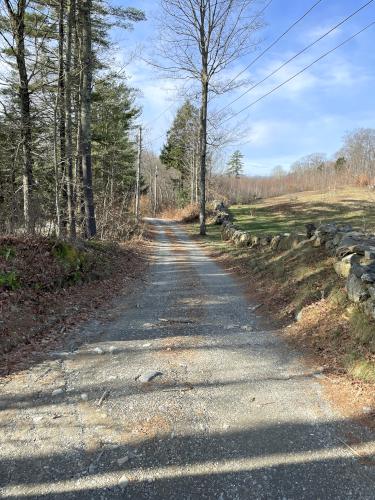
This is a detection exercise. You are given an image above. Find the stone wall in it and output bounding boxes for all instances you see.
[220,218,375,322]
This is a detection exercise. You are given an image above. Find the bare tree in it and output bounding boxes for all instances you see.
[157,0,263,234]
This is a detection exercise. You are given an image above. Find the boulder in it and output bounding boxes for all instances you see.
[346,272,370,303]
[325,240,336,252]
[259,235,272,247]
[214,201,227,212]
[315,223,353,248]
[336,232,375,257]
[365,248,375,260]
[333,254,360,278]
[231,230,244,243]
[361,272,375,284]
[222,224,237,240]
[305,223,316,239]
[270,235,282,250]
[214,211,231,225]
[250,235,260,247]
[278,233,306,251]
[236,232,252,247]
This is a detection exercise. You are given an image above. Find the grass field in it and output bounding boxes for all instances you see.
[227,187,375,236]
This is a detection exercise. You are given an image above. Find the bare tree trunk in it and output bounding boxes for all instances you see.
[191,148,195,204]
[135,125,142,221]
[154,163,158,216]
[5,0,34,232]
[58,0,67,234]
[54,99,62,236]
[79,0,96,237]
[65,0,76,238]
[73,11,85,235]
[199,77,208,235]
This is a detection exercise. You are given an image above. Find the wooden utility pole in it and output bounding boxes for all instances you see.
[153,163,158,216]
[135,125,142,221]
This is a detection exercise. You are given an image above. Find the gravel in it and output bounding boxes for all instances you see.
[0,219,374,499]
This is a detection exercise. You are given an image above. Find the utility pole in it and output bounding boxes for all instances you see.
[135,125,142,222]
[153,163,158,216]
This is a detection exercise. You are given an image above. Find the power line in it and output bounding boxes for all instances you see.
[221,21,375,124]
[225,0,324,90]
[144,101,176,127]
[219,0,374,113]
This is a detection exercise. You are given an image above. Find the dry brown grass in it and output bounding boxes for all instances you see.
[161,203,200,223]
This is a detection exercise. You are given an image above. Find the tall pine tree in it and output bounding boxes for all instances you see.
[226,150,244,178]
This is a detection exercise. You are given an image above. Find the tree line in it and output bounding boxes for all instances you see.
[154,96,375,206]
[213,128,375,204]
[0,0,144,238]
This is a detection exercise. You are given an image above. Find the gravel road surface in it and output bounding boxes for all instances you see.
[1,220,374,499]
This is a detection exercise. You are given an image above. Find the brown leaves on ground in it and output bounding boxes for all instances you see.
[0,235,150,376]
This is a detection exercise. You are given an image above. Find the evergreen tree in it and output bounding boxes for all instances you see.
[160,100,199,204]
[226,150,244,177]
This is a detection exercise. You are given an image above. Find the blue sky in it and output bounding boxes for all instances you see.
[112,0,375,176]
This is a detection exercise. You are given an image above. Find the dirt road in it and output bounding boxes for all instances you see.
[1,220,374,499]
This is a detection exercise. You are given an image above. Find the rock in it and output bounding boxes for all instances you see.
[214,211,231,225]
[351,262,367,278]
[270,235,281,250]
[88,463,96,474]
[334,261,349,278]
[119,475,129,487]
[250,235,260,247]
[325,240,336,252]
[336,232,375,257]
[81,393,88,401]
[241,325,253,331]
[142,322,155,329]
[313,236,324,247]
[305,223,316,239]
[93,347,104,355]
[361,273,375,283]
[259,235,272,247]
[296,310,304,322]
[368,286,375,299]
[109,346,118,354]
[136,370,163,383]
[237,232,252,247]
[52,388,64,396]
[316,223,339,235]
[346,273,370,303]
[117,456,129,466]
[278,233,306,251]
[365,248,375,260]
[332,232,344,246]
[334,254,360,278]
[214,201,226,212]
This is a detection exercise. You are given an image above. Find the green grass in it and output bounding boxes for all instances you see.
[345,353,375,383]
[225,187,375,236]
[0,271,20,290]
